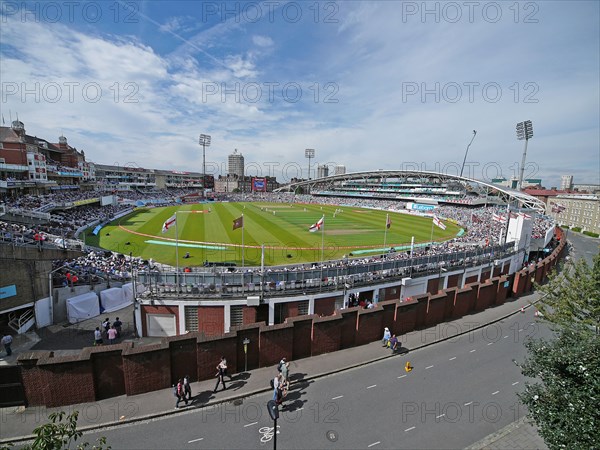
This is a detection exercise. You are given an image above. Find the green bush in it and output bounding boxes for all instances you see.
[572,227,582,232]
[583,231,599,238]
[561,225,569,229]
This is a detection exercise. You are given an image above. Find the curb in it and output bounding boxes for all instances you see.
[1,295,543,444]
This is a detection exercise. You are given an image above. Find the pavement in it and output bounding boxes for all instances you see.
[0,289,551,449]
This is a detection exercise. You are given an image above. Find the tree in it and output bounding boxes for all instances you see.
[519,253,600,449]
[535,253,600,331]
[2,411,110,450]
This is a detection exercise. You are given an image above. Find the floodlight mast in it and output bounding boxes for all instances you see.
[516,120,533,190]
[199,134,211,190]
[459,130,477,178]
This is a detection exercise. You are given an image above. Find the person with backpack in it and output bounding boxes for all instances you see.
[175,378,188,408]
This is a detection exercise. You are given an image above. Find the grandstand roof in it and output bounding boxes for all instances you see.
[275,169,546,212]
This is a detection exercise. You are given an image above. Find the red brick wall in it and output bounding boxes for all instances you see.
[413,294,429,328]
[453,286,473,319]
[381,284,401,301]
[232,324,261,371]
[314,296,337,316]
[339,308,359,349]
[495,276,508,305]
[426,278,438,295]
[312,316,342,356]
[475,281,495,312]
[170,335,198,382]
[446,274,460,289]
[122,345,171,395]
[355,307,384,346]
[141,305,180,336]
[198,306,225,336]
[242,306,258,325]
[512,270,527,297]
[287,316,313,360]
[286,301,301,319]
[18,357,46,406]
[395,298,418,335]
[425,292,447,327]
[42,360,96,407]
[481,269,491,281]
[259,323,294,367]
[197,335,237,380]
[379,300,397,331]
[443,287,457,320]
[465,275,478,284]
[92,348,126,400]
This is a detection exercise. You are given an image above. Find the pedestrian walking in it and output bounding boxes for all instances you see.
[1,333,13,356]
[175,378,188,408]
[93,327,103,346]
[183,375,192,400]
[102,318,111,339]
[107,325,118,345]
[278,357,290,383]
[221,356,232,380]
[382,327,391,347]
[389,334,399,352]
[214,358,227,392]
[272,373,281,401]
[113,317,123,337]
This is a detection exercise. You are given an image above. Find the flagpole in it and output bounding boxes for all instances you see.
[321,214,325,262]
[383,213,389,250]
[260,243,265,303]
[175,212,180,291]
[241,214,245,293]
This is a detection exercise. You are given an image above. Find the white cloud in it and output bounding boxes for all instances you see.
[252,35,274,48]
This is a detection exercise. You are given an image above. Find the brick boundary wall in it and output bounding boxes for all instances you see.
[10,229,567,407]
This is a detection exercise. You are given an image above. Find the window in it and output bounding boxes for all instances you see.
[230,306,243,327]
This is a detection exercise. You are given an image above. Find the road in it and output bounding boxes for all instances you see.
[84,309,551,449]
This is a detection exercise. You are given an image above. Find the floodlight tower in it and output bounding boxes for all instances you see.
[516,120,533,190]
[305,148,315,181]
[199,134,211,189]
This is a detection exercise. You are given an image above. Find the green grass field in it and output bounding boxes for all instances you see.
[84,202,461,266]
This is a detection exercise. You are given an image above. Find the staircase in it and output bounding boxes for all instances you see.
[8,309,35,334]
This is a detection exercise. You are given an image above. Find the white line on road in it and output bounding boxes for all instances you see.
[449,357,456,361]
[436,414,445,419]
[512,382,520,386]
[368,441,381,448]
[297,407,304,411]
[398,375,407,379]
[367,385,377,389]
[405,426,416,432]
[470,349,476,353]
[244,422,258,428]
[487,342,494,346]
[503,335,509,338]
[492,391,500,396]
[425,365,434,369]
[332,395,344,400]
[464,402,473,406]
[188,438,204,443]
[518,328,524,332]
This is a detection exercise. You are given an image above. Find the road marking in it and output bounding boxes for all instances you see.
[470,349,476,353]
[297,407,304,411]
[368,441,381,448]
[244,422,258,428]
[367,384,377,389]
[518,328,523,332]
[449,357,456,361]
[492,391,500,396]
[487,342,494,346]
[436,414,445,419]
[512,382,520,386]
[464,402,473,406]
[332,395,344,400]
[405,426,416,432]
[503,335,509,339]
[398,375,407,379]
[188,438,204,443]
[425,365,434,370]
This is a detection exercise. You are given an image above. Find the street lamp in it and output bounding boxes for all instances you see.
[199,134,211,191]
[516,120,533,190]
[305,149,315,181]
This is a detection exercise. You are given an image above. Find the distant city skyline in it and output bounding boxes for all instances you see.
[1,1,598,188]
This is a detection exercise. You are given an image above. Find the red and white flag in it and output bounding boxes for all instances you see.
[309,216,324,232]
[433,215,446,230]
[162,214,176,233]
[493,213,507,223]
[518,212,532,220]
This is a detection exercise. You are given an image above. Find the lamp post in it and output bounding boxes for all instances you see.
[516,120,533,190]
[199,134,211,192]
[305,149,315,181]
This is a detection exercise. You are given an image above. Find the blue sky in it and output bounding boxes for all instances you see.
[1,1,599,187]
